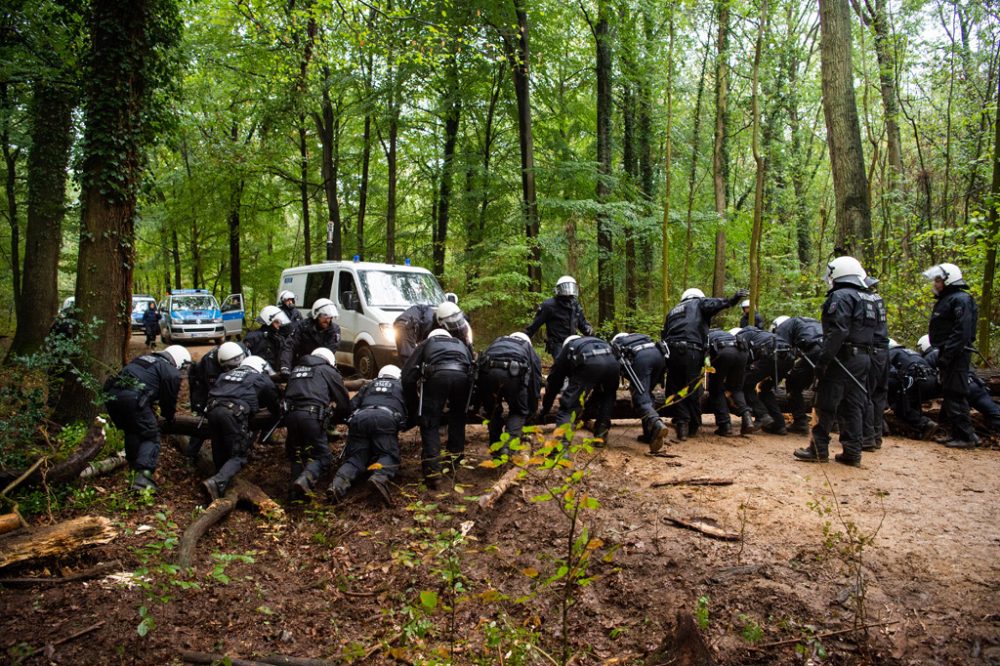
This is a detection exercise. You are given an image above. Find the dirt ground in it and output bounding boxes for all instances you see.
[2,335,999,665]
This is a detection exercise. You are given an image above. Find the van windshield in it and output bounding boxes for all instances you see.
[358,270,444,308]
[172,296,216,312]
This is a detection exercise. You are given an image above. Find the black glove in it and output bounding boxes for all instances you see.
[729,288,750,306]
[279,368,290,383]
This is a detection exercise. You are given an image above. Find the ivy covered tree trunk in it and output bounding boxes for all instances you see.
[54,0,179,423]
[595,0,614,324]
[433,52,461,279]
[712,0,730,297]
[298,119,311,264]
[978,71,1000,360]
[229,179,243,296]
[316,68,342,261]
[819,0,872,261]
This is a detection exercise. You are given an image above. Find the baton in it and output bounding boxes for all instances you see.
[833,357,869,396]
[620,356,646,394]
[967,345,996,370]
[261,416,283,443]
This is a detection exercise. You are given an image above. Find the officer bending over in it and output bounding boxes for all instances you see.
[475,332,542,460]
[540,335,620,443]
[611,332,668,451]
[707,328,754,436]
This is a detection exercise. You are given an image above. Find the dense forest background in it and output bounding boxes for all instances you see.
[1,0,998,363]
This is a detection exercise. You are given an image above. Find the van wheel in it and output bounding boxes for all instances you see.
[354,344,378,380]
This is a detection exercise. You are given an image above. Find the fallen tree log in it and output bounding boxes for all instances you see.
[476,464,525,511]
[662,514,739,541]
[0,559,122,586]
[0,418,107,489]
[0,513,21,536]
[0,516,116,569]
[651,477,734,488]
[79,451,127,479]
[180,650,269,666]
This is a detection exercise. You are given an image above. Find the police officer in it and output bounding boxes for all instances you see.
[524,275,595,359]
[186,341,248,460]
[278,290,303,324]
[280,298,341,378]
[539,335,620,443]
[327,364,409,506]
[887,339,939,439]
[142,303,161,348]
[922,263,980,448]
[284,347,351,498]
[105,345,190,491]
[611,332,668,451]
[402,328,474,487]
[707,328,755,436]
[475,332,542,459]
[436,301,474,352]
[662,287,748,441]
[393,303,437,364]
[735,325,795,434]
[921,336,1000,438]
[244,305,291,369]
[203,356,280,499]
[794,256,878,466]
[862,277,890,451]
[772,315,824,434]
[739,300,763,328]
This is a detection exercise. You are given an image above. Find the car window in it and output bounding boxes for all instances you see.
[173,295,216,311]
[358,270,444,308]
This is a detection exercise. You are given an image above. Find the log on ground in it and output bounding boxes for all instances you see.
[0,516,116,569]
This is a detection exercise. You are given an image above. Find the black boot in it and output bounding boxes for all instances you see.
[368,475,393,507]
[793,442,828,463]
[326,476,351,503]
[649,422,668,454]
[131,470,158,493]
[861,439,880,452]
[592,421,611,445]
[788,419,810,435]
[834,452,862,467]
[293,469,316,495]
[714,421,732,437]
[675,421,688,442]
[202,477,223,501]
[740,412,757,435]
[763,419,788,435]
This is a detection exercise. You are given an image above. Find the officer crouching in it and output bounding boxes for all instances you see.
[540,335,620,443]
[476,331,543,460]
[327,364,409,506]
[203,356,280,499]
[283,347,350,499]
[105,345,191,492]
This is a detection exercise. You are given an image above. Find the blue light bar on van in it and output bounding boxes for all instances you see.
[404,258,411,266]
[353,255,360,262]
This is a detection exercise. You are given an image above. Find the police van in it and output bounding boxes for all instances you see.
[278,260,445,378]
[158,289,244,344]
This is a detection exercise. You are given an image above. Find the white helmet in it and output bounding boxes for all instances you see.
[436,301,465,331]
[240,355,270,374]
[611,332,628,344]
[161,345,192,369]
[917,335,932,353]
[311,347,336,366]
[728,327,743,337]
[427,328,452,339]
[770,315,790,333]
[257,305,290,327]
[509,332,531,344]
[311,298,338,319]
[888,338,902,349]
[278,290,296,303]
[563,334,582,348]
[554,275,579,297]
[218,341,247,368]
[379,364,402,380]
[922,263,964,287]
[740,299,751,308]
[444,292,459,304]
[681,288,705,301]
[825,256,867,288]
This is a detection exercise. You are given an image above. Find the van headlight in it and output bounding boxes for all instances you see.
[380,323,396,344]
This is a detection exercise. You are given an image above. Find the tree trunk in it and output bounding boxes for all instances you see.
[1,84,20,313]
[820,0,872,261]
[978,71,1000,361]
[228,180,243,296]
[316,68,342,261]
[357,50,374,260]
[660,13,675,312]
[748,0,768,315]
[683,32,712,287]
[298,119,311,264]
[10,81,74,357]
[386,99,398,265]
[638,8,655,290]
[171,230,181,288]
[433,52,461,280]
[595,0,614,324]
[467,61,504,286]
[712,0,730,298]
[504,0,542,294]
[623,81,637,311]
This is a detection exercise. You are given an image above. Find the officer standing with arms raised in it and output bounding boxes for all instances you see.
[402,328,474,487]
[203,356,280,499]
[922,263,980,448]
[475,332,542,460]
[280,298,341,378]
[524,276,595,359]
[707,328,755,436]
[794,256,878,466]
[772,315,824,434]
[662,287,747,441]
[327,365,409,506]
[611,332,669,451]
[540,335,620,443]
[278,290,303,324]
[284,347,351,498]
[245,305,291,369]
[105,345,190,491]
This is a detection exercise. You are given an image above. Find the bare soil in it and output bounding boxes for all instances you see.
[2,336,999,665]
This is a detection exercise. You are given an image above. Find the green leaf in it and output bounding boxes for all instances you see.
[420,589,438,610]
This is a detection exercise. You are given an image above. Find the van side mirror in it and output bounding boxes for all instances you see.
[343,291,361,312]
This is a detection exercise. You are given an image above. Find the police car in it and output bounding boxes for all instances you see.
[158,289,244,344]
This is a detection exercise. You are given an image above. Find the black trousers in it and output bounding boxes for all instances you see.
[420,369,471,477]
[785,351,819,426]
[665,347,706,426]
[939,350,976,441]
[627,349,666,437]
[708,347,751,426]
[555,356,620,432]
[968,374,1000,431]
[743,353,794,424]
[478,367,530,449]
[334,409,400,484]
[812,352,870,457]
[106,389,161,472]
[285,409,333,482]
[862,348,890,444]
[206,405,252,492]
[889,374,937,431]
